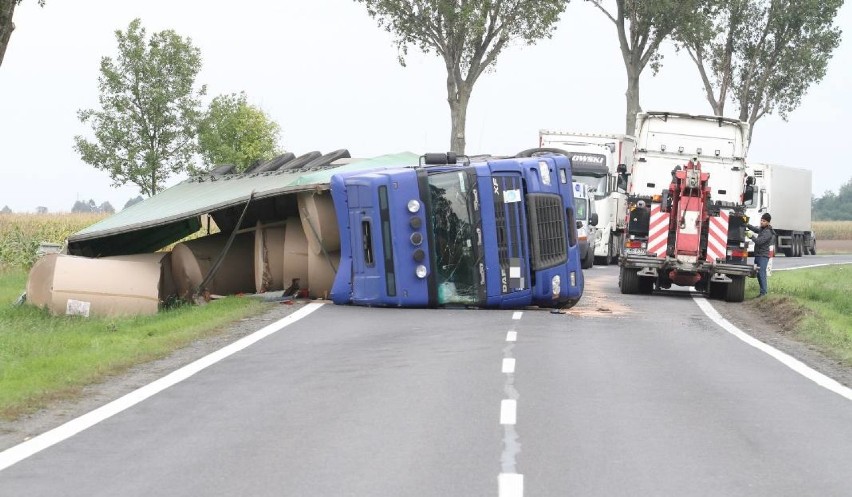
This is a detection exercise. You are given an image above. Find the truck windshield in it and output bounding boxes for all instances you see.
[574,174,608,198]
[427,170,481,305]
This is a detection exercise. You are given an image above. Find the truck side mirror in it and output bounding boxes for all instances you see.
[590,213,599,226]
[617,174,628,192]
[744,185,754,203]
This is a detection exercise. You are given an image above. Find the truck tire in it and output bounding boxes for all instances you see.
[638,276,654,294]
[595,234,613,266]
[708,282,726,300]
[582,246,594,269]
[725,276,745,302]
[619,266,639,294]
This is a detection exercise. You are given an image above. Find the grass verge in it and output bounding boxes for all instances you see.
[0,265,269,420]
[745,265,852,367]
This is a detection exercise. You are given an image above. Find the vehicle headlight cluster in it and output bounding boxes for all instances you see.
[409,199,428,279]
[551,275,561,296]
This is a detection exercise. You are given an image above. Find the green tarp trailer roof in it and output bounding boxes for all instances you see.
[67,152,420,256]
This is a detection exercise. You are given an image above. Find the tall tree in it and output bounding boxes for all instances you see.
[676,0,842,143]
[587,0,709,136]
[0,0,44,68]
[74,18,206,196]
[355,0,566,154]
[197,92,282,172]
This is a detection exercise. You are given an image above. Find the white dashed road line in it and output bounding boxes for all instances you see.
[500,399,518,425]
[502,358,516,374]
[498,473,524,497]
[499,311,523,496]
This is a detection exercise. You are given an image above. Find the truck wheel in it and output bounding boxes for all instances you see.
[709,282,726,300]
[595,234,613,266]
[582,246,594,269]
[638,277,654,294]
[620,267,639,294]
[725,276,745,302]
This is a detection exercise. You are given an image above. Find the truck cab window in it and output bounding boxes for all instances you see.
[427,171,481,305]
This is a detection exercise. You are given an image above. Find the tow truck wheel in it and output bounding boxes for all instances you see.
[638,276,654,294]
[725,276,746,302]
[595,234,614,266]
[620,266,639,294]
[708,282,726,300]
[582,246,595,269]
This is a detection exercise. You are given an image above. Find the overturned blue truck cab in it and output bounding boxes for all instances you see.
[330,153,585,309]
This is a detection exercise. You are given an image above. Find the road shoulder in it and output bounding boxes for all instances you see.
[709,297,852,389]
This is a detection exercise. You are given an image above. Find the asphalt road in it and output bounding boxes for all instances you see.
[1,255,852,496]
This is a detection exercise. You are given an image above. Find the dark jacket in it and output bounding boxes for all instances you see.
[747,223,776,258]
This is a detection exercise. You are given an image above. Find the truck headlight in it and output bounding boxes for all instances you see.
[570,272,576,286]
[416,265,428,279]
[551,275,561,296]
[407,199,421,213]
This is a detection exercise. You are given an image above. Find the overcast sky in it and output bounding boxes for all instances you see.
[2,0,849,213]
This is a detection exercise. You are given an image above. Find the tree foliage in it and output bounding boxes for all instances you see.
[123,195,144,210]
[197,92,282,172]
[1,205,12,214]
[813,178,852,221]
[587,0,711,136]
[74,18,206,197]
[355,0,566,153]
[676,0,843,142]
[0,0,45,68]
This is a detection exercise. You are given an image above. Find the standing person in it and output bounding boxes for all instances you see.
[746,213,775,297]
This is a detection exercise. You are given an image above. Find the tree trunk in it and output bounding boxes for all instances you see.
[447,79,471,155]
[0,0,16,68]
[624,72,642,136]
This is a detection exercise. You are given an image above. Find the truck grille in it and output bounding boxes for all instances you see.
[526,193,568,270]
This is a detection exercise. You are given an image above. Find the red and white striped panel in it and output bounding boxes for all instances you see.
[706,210,729,263]
[647,204,669,258]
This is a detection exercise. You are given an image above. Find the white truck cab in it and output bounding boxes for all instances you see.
[538,131,635,265]
[573,181,598,269]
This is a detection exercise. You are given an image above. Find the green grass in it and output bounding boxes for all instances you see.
[0,265,269,420]
[746,265,852,366]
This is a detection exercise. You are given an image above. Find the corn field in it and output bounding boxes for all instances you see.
[813,221,852,241]
[0,213,220,269]
[0,213,107,268]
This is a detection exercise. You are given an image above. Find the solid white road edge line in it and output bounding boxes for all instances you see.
[506,331,517,342]
[502,358,516,374]
[774,262,852,271]
[500,399,517,425]
[498,473,524,497]
[0,302,325,472]
[693,296,852,401]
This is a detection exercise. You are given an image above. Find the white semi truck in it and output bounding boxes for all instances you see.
[744,163,815,256]
[535,131,636,265]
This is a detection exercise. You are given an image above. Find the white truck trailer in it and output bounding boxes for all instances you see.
[536,131,636,264]
[744,163,815,256]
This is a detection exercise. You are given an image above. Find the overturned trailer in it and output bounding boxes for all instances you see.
[29,150,586,316]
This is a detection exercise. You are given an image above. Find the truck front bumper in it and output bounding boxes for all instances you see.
[621,255,755,278]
